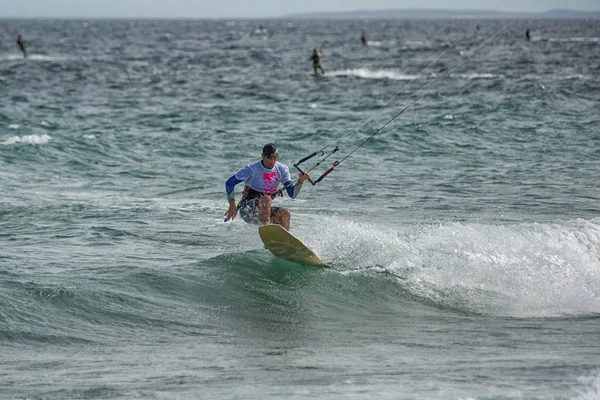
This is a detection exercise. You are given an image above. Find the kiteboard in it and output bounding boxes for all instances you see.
[258,224,325,267]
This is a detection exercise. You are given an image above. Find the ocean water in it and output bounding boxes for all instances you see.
[1,17,599,399]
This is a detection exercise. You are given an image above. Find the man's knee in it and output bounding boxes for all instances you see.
[276,208,290,220]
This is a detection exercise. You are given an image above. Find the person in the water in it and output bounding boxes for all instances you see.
[525,28,531,41]
[361,32,368,46]
[16,34,28,59]
[310,48,325,76]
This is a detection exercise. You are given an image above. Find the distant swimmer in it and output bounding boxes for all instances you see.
[224,143,310,231]
[310,48,325,76]
[361,32,368,46]
[525,28,531,41]
[254,24,267,35]
[16,34,28,59]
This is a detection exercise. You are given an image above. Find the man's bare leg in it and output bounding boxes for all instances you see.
[271,208,291,231]
[257,196,291,230]
[257,196,273,225]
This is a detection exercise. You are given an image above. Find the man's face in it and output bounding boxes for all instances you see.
[262,154,277,169]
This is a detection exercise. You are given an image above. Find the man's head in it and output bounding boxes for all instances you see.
[262,143,279,168]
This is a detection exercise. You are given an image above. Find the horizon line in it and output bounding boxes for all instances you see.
[1,7,599,20]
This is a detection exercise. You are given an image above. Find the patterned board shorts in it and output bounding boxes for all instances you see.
[239,198,281,224]
[238,188,280,224]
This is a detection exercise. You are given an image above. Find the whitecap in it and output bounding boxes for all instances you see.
[4,133,52,145]
[328,68,421,81]
[549,37,600,43]
[405,40,427,47]
[0,54,69,62]
[451,73,500,80]
[573,371,600,400]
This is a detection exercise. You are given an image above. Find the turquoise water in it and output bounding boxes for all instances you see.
[1,18,599,399]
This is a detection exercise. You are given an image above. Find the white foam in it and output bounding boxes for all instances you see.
[0,54,69,62]
[548,37,600,43]
[296,216,411,270]
[573,371,600,400]
[519,73,591,82]
[300,215,600,317]
[404,40,427,47]
[404,219,600,317]
[451,73,500,80]
[4,133,52,145]
[328,68,421,81]
[8,124,20,130]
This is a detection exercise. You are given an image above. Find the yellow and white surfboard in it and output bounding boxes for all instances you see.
[258,224,325,267]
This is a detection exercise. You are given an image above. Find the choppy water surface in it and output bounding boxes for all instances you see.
[1,18,599,399]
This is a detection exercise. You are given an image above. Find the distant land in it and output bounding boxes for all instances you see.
[282,8,600,20]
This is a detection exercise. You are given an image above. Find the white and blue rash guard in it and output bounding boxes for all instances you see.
[225,160,303,202]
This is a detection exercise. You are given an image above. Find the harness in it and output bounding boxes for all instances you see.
[238,186,278,208]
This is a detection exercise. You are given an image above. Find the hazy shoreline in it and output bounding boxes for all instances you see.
[282,8,600,20]
[2,8,600,20]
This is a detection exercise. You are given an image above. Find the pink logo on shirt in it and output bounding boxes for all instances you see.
[263,172,279,194]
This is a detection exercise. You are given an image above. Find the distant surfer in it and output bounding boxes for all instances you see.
[361,32,368,46]
[310,48,325,77]
[16,34,28,59]
[525,29,531,41]
[224,143,310,231]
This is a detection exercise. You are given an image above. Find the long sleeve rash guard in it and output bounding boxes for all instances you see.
[225,160,302,202]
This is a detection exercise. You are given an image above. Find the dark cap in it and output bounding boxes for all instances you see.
[262,143,279,158]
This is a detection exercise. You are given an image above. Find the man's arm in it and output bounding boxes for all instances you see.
[226,175,243,202]
[283,172,309,198]
[224,175,243,221]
